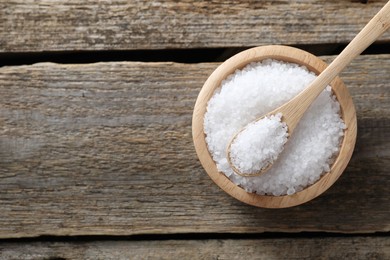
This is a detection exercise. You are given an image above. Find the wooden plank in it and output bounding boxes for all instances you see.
[1,0,390,52]
[0,237,388,259]
[0,55,389,238]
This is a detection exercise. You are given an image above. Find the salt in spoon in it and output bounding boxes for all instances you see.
[227,1,390,177]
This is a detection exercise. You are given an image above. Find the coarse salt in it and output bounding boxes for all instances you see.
[204,59,345,196]
[229,113,288,175]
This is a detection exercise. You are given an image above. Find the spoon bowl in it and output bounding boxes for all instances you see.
[192,45,357,208]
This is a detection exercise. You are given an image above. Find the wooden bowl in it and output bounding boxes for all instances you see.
[192,45,357,208]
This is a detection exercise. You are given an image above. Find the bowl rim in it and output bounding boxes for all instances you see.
[192,45,357,208]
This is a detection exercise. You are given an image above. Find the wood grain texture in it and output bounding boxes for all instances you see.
[0,55,389,238]
[0,237,388,260]
[1,0,390,52]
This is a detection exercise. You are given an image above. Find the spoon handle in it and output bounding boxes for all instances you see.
[283,1,390,131]
[315,1,390,89]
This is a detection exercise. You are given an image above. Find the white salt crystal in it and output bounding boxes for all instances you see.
[204,59,345,196]
[229,113,288,174]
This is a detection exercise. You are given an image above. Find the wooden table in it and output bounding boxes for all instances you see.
[0,1,389,259]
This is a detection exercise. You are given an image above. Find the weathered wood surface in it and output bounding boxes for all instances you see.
[0,55,389,238]
[1,0,390,52]
[0,237,388,260]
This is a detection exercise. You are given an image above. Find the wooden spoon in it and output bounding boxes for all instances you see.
[227,1,390,177]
